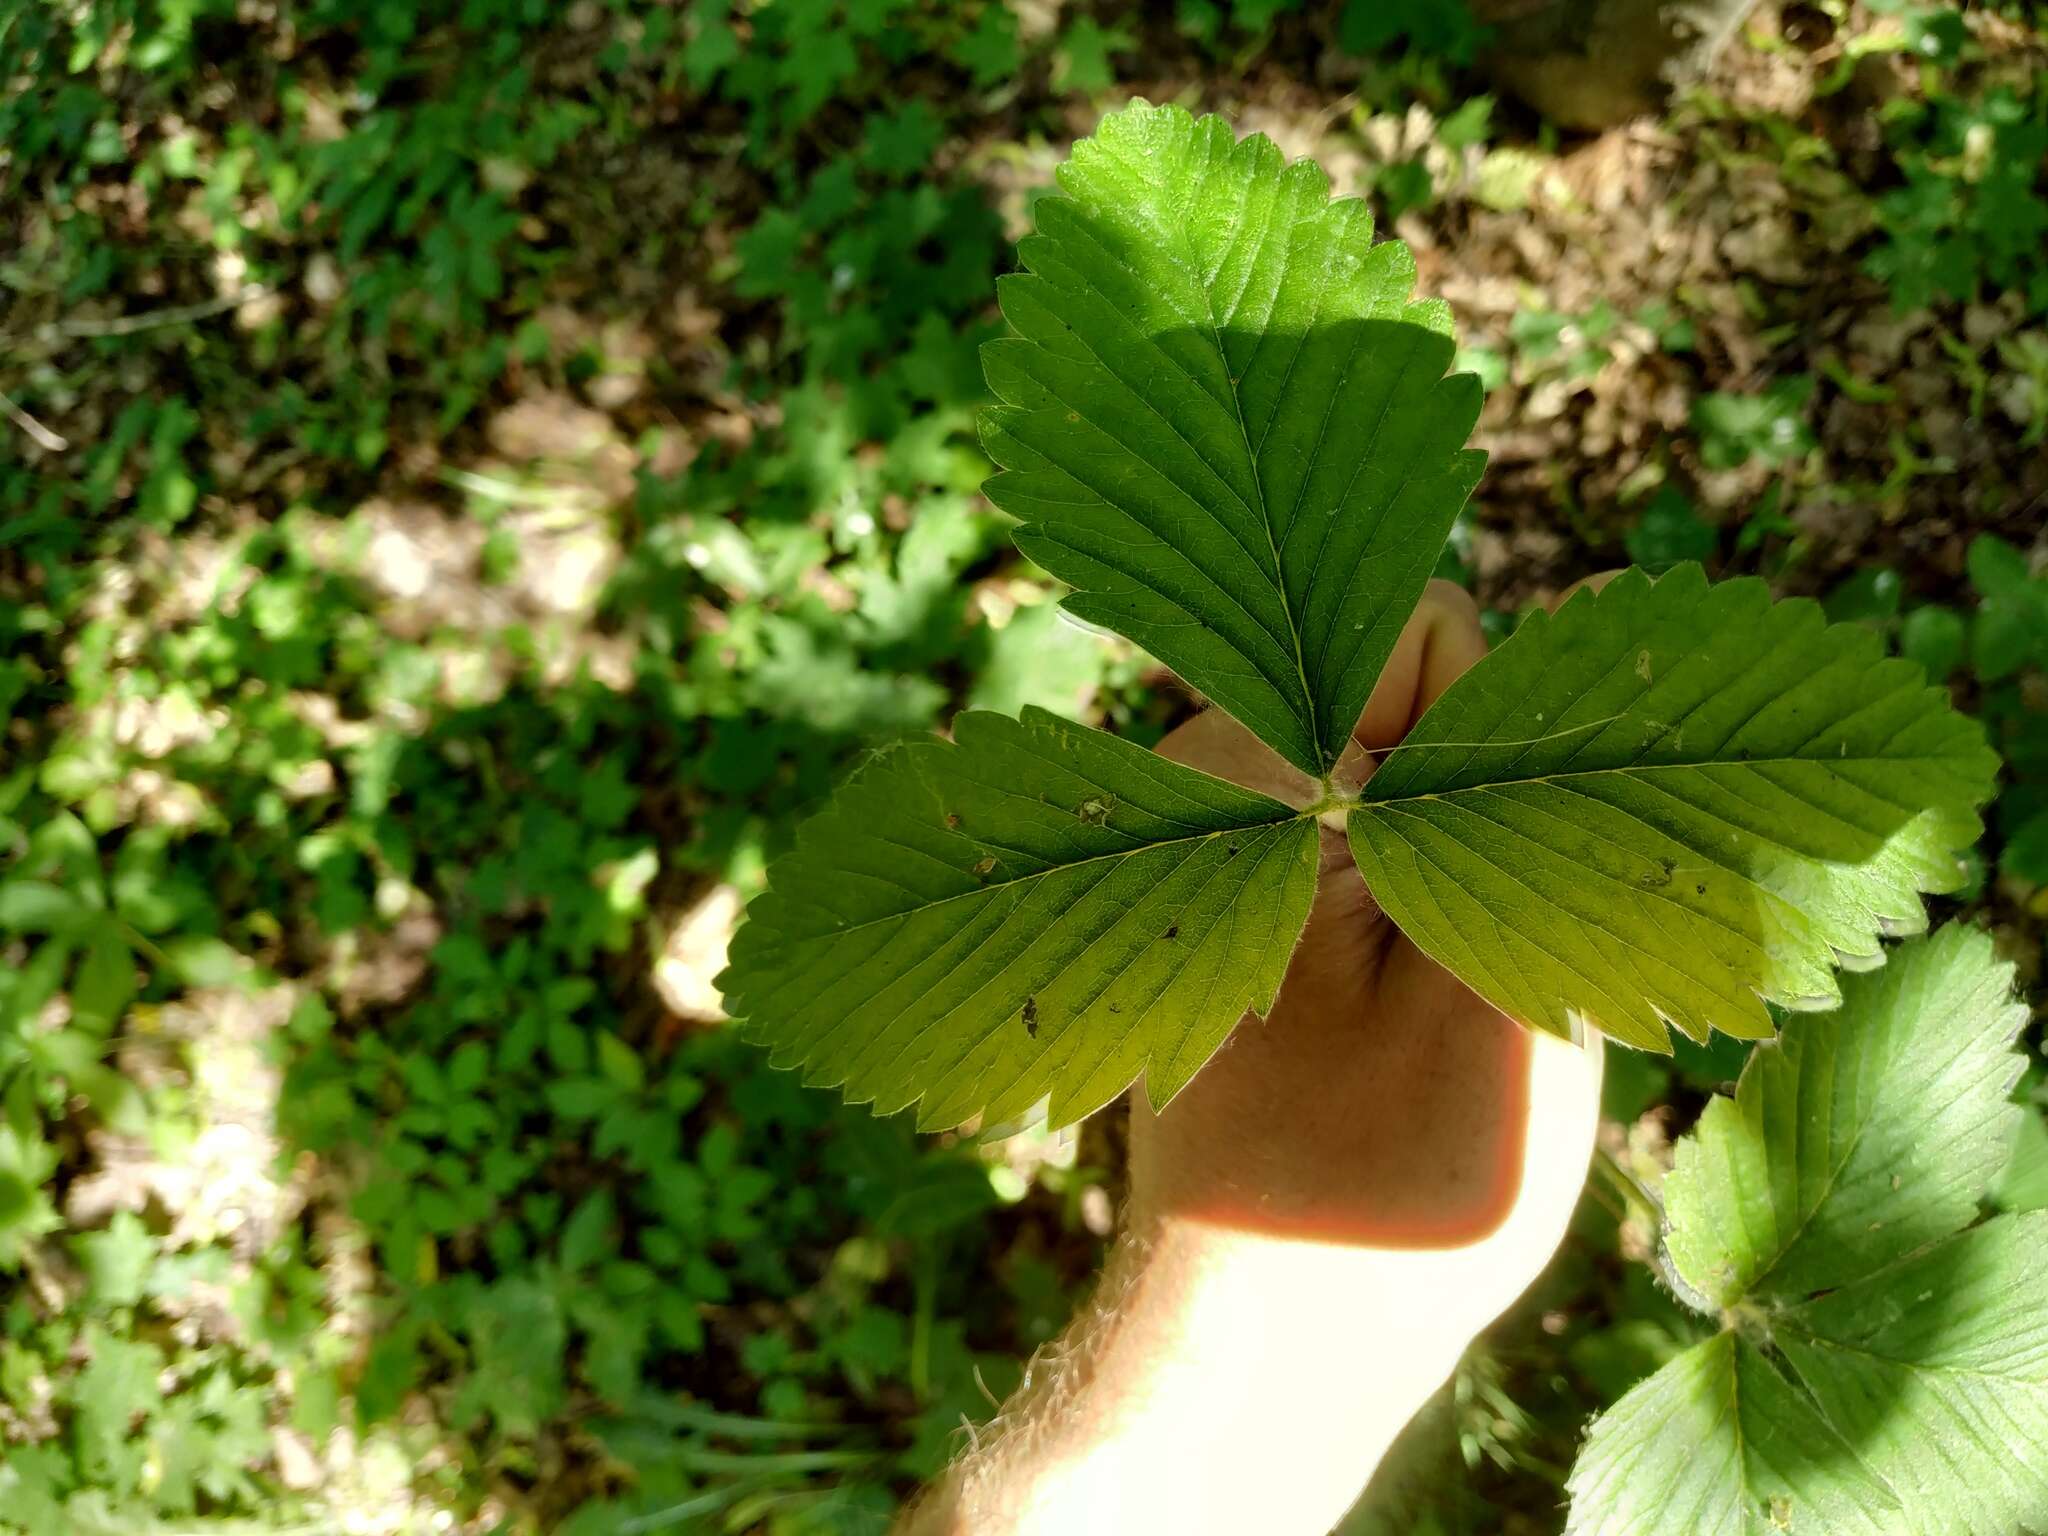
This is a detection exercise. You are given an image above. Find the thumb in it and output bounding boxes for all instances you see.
[1329,579,1489,794]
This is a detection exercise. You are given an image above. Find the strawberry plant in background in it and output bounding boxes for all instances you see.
[1964,535,2048,885]
[3,5,1141,1529]
[1569,926,2047,1534]
[1864,67,2048,315]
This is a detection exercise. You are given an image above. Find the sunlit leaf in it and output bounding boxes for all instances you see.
[1664,923,2026,1305]
[1350,567,1997,1051]
[982,99,1483,777]
[1567,1331,1898,1536]
[1568,928,2048,1536]
[1779,1212,2048,1535]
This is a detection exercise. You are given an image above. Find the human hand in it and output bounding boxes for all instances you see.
[1131,578,1606,1332]
[898,581,1608,1536]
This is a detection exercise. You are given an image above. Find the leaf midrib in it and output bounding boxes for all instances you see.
[786,814,1305,944]
[1724,1337,1754,1531]
[1738,1049,1886,1303]
[1178,191,1321,769]
[1363,751,1973,806]
[1779,1324,2048,1388]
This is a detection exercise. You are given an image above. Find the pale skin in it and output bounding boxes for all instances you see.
[899,581,1608,1536]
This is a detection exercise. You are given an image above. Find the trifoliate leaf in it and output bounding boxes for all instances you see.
[73,1325,162,1494]
[1568,929,2048,1536]
[1664,922,2026,1307]
[719,707,1317,1128]
[1348,566,1997,1052]
[1566,1331,1900,1536]
[950,3,1019,90]
[982,100,1484,778]
[1051,18,1130,95]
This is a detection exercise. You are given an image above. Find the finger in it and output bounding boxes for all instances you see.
[1405,580,1488,725]
[1154,706,1320,805]
[1158,579,1491,801]
[1351,581,1486,753]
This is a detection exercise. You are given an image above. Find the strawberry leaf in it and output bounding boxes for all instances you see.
[1350,567,1997,1052]
[982,99,1483,777]
[719,708,1317,1129]
[1567,927,2048,1536]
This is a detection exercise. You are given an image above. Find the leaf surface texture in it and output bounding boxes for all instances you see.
[1349,566,1997,1050]
[1665,922,2027,1304]
[1567,1331,1899,1535]
[982,100,1484,776]
[1567,927,2048,1536]
[719,708,1317,1129]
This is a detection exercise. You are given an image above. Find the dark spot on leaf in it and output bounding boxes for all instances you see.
[945,812,961,829]
[1226,845,1239,857]
[1108,1003,1121,1014]
[1696,883,1706,895]
[1162,924,1178,940]
[1023,996,1038,1037]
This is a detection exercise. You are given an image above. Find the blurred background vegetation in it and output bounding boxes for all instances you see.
[2,0,2045,1532]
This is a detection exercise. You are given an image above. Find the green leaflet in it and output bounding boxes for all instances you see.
[1349,566,1998,1051]
[717,708,1318,1130]
[1778,1213,2048,1533]
[981,100,1484,778]
[1664,921,2027,1306]
[1567,928,2048,1536]
[1566,1331,1900,1535]
[1995,1109,2048,1214]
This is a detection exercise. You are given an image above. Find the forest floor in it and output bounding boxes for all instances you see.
[3,3,2044,1533]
